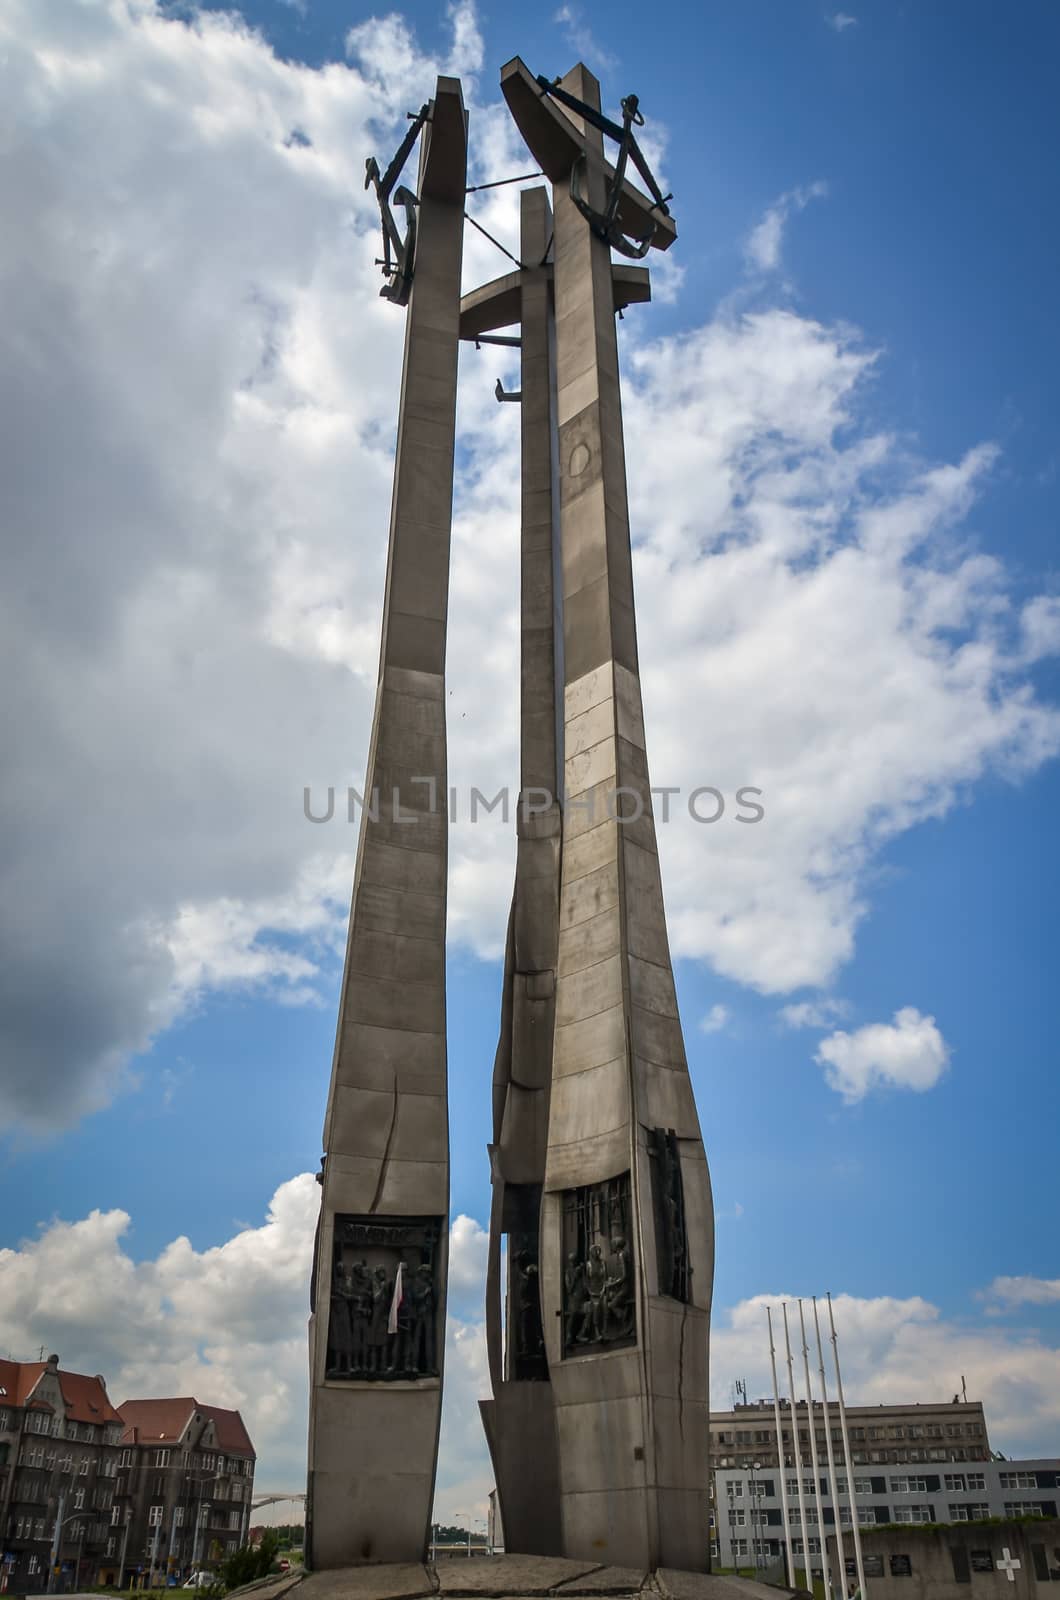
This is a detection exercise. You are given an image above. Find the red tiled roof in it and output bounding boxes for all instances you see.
[117,1397,196,1445]
[117,1397,255,1459]
[0,1359,121,1425]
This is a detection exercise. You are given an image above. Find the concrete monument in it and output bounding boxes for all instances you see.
[307,56,713,1577]
[475,60,716,1571]
[306,75,467,1568]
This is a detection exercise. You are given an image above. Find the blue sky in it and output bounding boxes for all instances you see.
[1,0,1059,1516]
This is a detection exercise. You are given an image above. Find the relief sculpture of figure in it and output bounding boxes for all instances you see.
[328,1259,353,1375]
[367,1264,391,1375]
[514,1250,544,1363]
[580,1244,607,1344]
[407,1262,435,1374]
[564,1251,587,1349]
[605,1234,633,1339]
[349,1259,372,1374]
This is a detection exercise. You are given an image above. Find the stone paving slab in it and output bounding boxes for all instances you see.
[435,1556,605,1595]
[552,1567,647,1595]
[301,1565,435,1600]
[656,1572,793,1600]
[230,1575,307,1600]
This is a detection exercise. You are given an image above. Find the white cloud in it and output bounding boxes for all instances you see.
[714,1292,1060,1458]
[700,1003,731,1034]
[983,1275,1060,1308]
[746,181,829,273]
[1020,594,1060,663]
[4,1190,1060,1512]
[780,998,849,1029]
[1,0,1058,1133]
[552,6,618,73]
[0,1181,491,1517]
[826,13,858,32]
[814,1007,950,1103]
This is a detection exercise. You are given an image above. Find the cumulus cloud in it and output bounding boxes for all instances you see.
[4,1190,1060,1512]
[700,1004,731,1034]
[780,998,849,1029]
[0,1179,491,1519]
[2,0,1058,1135]
[826,13,858,32]
[746,181,829,273]
[983,1275,1060,1308]
[814,1007,950,1102]
[714,1292,1060,1458]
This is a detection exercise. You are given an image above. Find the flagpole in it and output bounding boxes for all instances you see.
[782,1303,812,1587]
[827,1294,868,1600]
[768,1306,797,1587]
[799,1299,832,1600]
[813,1297,846,1598]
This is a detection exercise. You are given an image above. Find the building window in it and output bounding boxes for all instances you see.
[852,1477,873,1494]
[966,1473,986,1490]
[729,1510,746,1527]
[148,1505,164,1528]
[73,1489,86,1510]
[111,1506,123,1526]
[228,1512,241,1531]
[1005,1501,1046,1518]
[28,1556,39,1577]
[999,1472,1037,1490]
[0,1410,7,1430]
[175,1507,184,1527]
[118,1450,132,1468]
[890,1476,928,1494]
[945,1475,966,1492]
[894,1505,932,1524]
[155,1449,170,1468]
[106,1539,116,1558]
[890,1555,913,1577]
[79,1458,89,1476]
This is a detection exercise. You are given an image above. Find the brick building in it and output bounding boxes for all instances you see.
[0,1354,125,1593]
[0,1357,255,1593]
[116,1398,256,1584]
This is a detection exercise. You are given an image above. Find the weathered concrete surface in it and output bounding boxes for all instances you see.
[500,58,714,1573]
[301,1566,434,1600]
[552,1566,646,1593]
[293,1560,797,1600]
[478,185,563,1558]
[306,74,467,1570]
[656,1575,791,1600]
[435,1555,606,1595]
[227,1577,307,1600]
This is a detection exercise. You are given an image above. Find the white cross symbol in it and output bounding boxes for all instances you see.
[997,1549,1022,1583]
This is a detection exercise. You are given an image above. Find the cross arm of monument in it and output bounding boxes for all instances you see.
[499,56,677,253]
[458,261,651,341]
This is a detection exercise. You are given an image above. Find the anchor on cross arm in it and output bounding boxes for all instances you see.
[534,75,673,258]
[364,103,431,305]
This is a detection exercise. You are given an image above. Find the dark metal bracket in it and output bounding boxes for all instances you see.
[495,379,522,403]
[535,76,672,259]
[364,103,431,306]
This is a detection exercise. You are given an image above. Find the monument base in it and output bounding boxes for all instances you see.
[238,1553,804,1600]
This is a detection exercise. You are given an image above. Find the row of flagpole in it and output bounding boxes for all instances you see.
[761,1294,868,1600]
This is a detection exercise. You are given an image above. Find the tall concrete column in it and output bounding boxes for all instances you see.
[501,59,715,1573]
[306,75,467,1569]
[476,185,564,1558]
